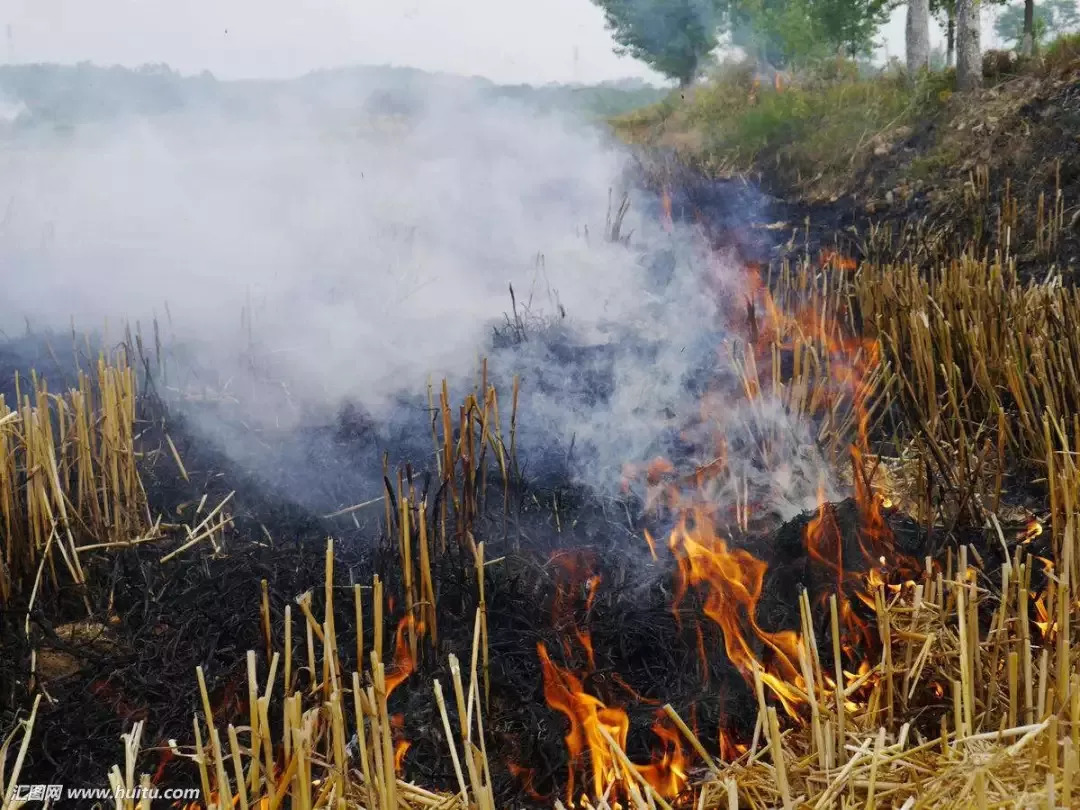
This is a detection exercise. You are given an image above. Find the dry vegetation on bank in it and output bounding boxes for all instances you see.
[615,41,1080,209]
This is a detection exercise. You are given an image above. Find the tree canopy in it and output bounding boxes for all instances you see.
[994,0,1080,47]
[732,0,894,64]
[591,0,726,86]
[591,0,896,82]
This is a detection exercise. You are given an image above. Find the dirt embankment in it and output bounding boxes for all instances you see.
[620,62,1080,281]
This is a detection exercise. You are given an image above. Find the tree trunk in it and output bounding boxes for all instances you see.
[906,0,932,76]
[1021,0,1035,56]
[947,13,956,67]
[956,0,981,91]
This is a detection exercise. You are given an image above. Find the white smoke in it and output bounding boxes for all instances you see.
[0,75,834,520]
[0,94,27,125]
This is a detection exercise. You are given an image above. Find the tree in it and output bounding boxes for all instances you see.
[956,0,982,89]
[590,0,725,86]
[933,0,1007,66]
[730,0,892,65]
[592,0,892,78]
[1023,0,1036,54]
[814,0,895,57]
[930,0,958,66]
[907,0,932,74]
[994,0,1080,50]
[730,0,828,66]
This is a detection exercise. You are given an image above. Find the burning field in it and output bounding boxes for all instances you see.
[1,92,1079,810]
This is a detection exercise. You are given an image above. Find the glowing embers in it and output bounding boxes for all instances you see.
[1020,518,1044,543]
[819,249,857,271]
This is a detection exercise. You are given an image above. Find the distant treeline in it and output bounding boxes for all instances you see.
[0,62,667,131]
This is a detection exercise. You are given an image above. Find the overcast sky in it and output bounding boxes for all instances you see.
[1,0,1003,85]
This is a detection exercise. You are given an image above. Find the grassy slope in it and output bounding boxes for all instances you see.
[615,61,951,199]
[613,40,1080,213]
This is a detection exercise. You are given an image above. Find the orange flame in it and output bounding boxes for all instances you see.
[820,249,857,271]
[660,190,673,232]
[385,615,419,698]
[1021,519,1044,543]
[394,739,411,773]
[508,762,546,800]
[597,183,914,792]
[668,508,805,716]
[539,562,691,802]
[718,727,747,761]
[643,528,659,561]
[538,640,631,801]
[538,642,689,802]
[1034,595,1056,641]
[390,712,411,775]
[634,717,689,800]
[804,484,843,577]
[175,758,289,808]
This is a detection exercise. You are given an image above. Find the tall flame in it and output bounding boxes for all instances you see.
[538,640,630,802]
[620,243,915,731]
[537,641,689,802]
[634,717,689,800]
[668,508,805,716]
[385,615,420,698]
[384,615,420,777]
[538,550,689,802]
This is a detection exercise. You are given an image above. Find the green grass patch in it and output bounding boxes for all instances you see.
[612,62,953,189]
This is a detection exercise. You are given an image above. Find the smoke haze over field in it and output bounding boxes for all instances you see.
[1,0,661,85]
[0,71,837,523]
[0,1,1008,88]
[1,88,646,410]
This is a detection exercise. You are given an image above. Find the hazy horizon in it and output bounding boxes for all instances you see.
[2,1,1013,88]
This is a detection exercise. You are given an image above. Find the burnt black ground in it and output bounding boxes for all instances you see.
[0,169,1055,802]
[2,360,1052,804]
[0,352,1045,802]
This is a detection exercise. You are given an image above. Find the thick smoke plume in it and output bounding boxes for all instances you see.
[0,75,836,521]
